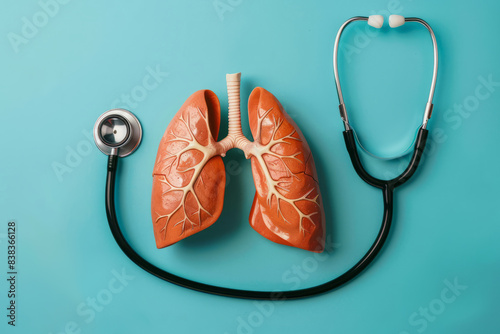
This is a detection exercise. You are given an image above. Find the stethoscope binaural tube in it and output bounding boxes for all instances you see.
[333,16,438,131]
[96,15,437,300]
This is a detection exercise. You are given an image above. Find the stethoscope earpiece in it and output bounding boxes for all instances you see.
[93,109,142,157]
[388,15,405,28]
[334,15,438,132]
[367,15,407,29]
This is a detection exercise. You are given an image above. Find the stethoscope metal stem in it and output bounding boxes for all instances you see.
[333,16,438,130]
[333,16,368,129]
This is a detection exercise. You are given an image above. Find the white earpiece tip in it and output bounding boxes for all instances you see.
[367,15,384,28]
[389,15,405,28]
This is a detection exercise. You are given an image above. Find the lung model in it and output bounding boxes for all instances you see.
[151,73,325,252]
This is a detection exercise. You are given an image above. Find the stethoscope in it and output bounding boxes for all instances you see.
[93,15,438,300]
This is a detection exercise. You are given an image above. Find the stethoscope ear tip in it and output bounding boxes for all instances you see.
[367,15,384,29]
[388,15,405,28]
[367,15,406,29]
[93,109,142,157]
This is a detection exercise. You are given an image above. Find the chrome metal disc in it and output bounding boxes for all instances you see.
[93,109,142,157]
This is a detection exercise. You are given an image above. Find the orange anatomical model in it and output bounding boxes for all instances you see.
[151,91,226,248]
[247,88,325,252]
[152,73,325,252]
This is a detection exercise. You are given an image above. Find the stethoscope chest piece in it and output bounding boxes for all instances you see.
[93,109,142,157]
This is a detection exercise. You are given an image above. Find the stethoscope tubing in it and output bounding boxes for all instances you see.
[103,129,427,300]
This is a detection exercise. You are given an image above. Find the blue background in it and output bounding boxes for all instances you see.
[1,0,499,333]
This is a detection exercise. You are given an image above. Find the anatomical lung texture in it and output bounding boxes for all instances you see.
[247,88,325,252]
[151,78,326,252]
[151,90,225,249]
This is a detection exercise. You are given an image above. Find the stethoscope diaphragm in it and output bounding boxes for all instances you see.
[93,109,142,157]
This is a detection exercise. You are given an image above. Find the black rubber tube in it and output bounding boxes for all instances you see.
[104,128,427,299]
[342,128,428,189]
[106,164,395,300]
